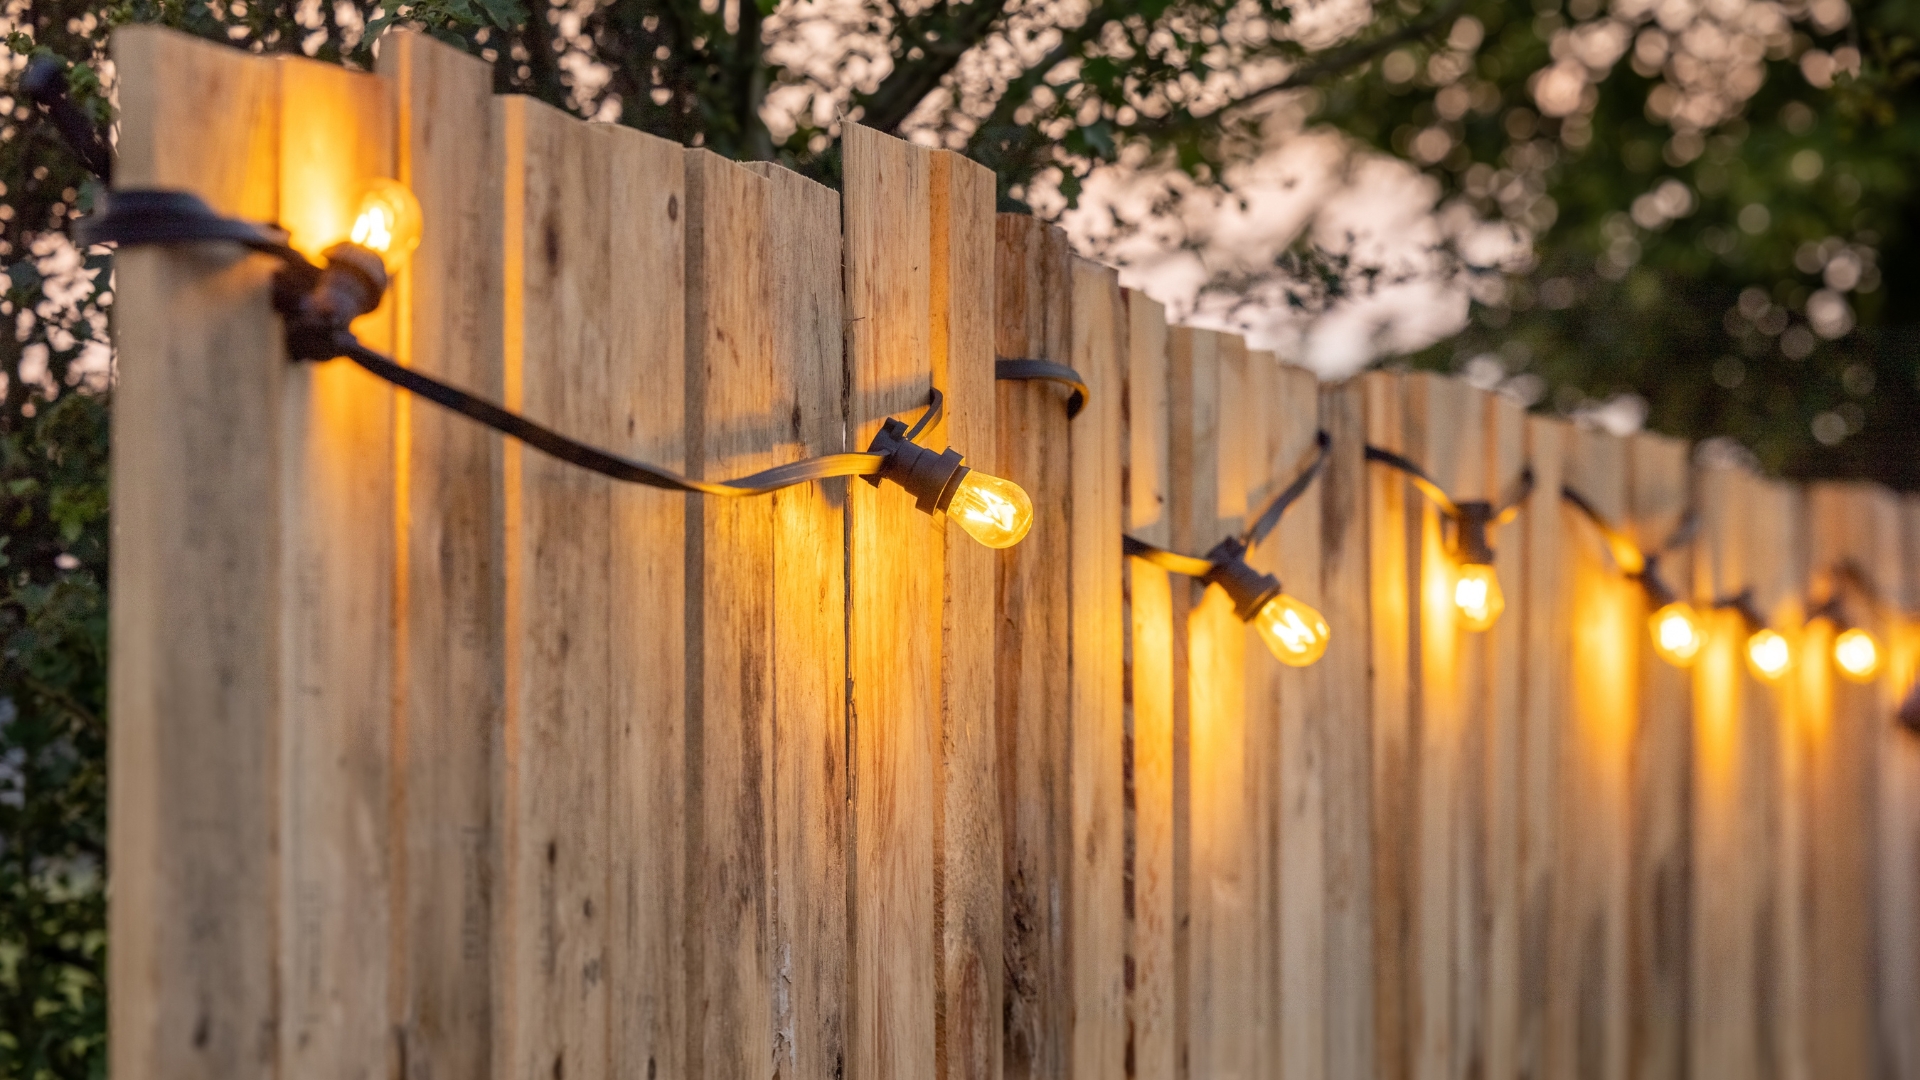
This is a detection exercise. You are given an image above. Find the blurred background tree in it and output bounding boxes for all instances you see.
[0,0,1912,1069]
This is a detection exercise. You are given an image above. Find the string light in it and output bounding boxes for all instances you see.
[1125,432,1333,667]
[1650,602,1706,667]
[1562,486,1708,667]
[1364,446,1534,633]
[349,178,422,273]
[1834,628,1881,682]
[1746,629,1791,682]
[1808,567,1887,684]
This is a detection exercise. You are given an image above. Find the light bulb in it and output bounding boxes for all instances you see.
[1834,627,1881,682]
[1745,629,1791,682]
[1649,602,1705,667]
[1252,593,1330,667]
[349,177,422,273]
[1453,562,1504,632]
[946,469,1033,549]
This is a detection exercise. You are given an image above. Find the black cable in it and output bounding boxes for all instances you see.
[1363,445,1460,517]
[995,359,1089,418]
[1123,429,1332,580]
[1243,431,1331,548]
[23,58,113,183]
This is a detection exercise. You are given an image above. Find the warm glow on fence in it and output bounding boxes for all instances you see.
[1650,602,1706,667]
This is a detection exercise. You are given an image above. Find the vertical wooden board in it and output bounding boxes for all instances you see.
[495,95,613,1080]
[1317,378,1375,1080]
[1239,349,1280,1080]
[1889,496,1920,1080]
[275,53,398,1076]
[108,27,283,1079]
[1480,393,1527,1080]
[843,123,939,1080]
[744,159,850,1080]
[993,213,1074,1080]
[1268,361,1326,1080]
[377,32,505,1077]
[682,148,777,1080]
[1515,417,1569,1080]
[927,151,1000,1080]
[606,126,688,1080]
[1362,370,1411,1080]
[1624,434,1692,1080]
[1553,426,1633,1080]
[1069,258,1128,1080]
[1125,292,1179,1080]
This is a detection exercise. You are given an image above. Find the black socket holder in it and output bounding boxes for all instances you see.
[1636,553,1680,609]
[1201,536,1282,622]
[864,417,970,513]
[274,242,389,361]
[1454,501,1496,566]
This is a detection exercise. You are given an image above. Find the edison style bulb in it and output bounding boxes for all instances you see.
[1834,627,1881,682]
[1253,593,1331,667]
[349,177,423,273]
[946,469,1034,549]
[1746,629,1791,682]
[1649,602,1706,667]
[1453,562,1504,632]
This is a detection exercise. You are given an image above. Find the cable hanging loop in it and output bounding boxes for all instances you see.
[1242,431,1332,549]
[1365,444,1534,565]
[995,359,1089,419]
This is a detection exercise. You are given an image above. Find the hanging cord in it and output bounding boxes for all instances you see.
[81,189,946,496]
[995,358,1089,419]
[1560,485,1698,606]
[1365,445,1535,563]
[23,57,113,183]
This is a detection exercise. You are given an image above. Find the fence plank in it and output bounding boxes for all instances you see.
[1318,378,1375,1080]
[1889,497,1920,1080]
[274,52,398,1078]
[108,27,283,1079]
[1124,292,1180,1080]
[495,94,615,1080]
[378,32,504,1077]
[928,148,1001,1080]
[1624,434,1692,1080]
[746,159,850,1080]
[1069,258,1128,1079]
[1481,393,1527,1080]
[843,122,940,1080]
[606,126,689,1080]
[993,213,1074,1079]
[1554,426,1633,1080]
[683,148,776,1080]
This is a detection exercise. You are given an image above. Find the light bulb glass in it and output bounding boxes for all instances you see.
[1746,629,1791,682]
[1649,602,1705,667]
[349,177,423,273]
[1834,627,1881,682]
[1252,593,1331,667]
[946,469,1033,549]
[1453,562,1504,632]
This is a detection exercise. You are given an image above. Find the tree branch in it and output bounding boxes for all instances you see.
[857,0,1015,133]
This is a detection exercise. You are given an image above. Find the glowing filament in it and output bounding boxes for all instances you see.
[1834,627,1881,682]
[1454,562,1504,632]
[1746,629,1790,682]
[1253,593,1331,667]
[1649,602,1705,667]
[348,177,423,273]
[946,470,1033,549]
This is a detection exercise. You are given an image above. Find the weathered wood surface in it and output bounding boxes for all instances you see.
[844,122,940,1080]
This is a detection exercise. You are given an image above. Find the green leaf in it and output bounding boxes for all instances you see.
[474,0,526,30]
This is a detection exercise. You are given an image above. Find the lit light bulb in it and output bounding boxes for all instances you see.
[1253,593,1331,667]
[348,177,423,273]
[1745,629,1791,682]
[1834,627,1881,682]
[1453,562,1504,632]
[1649,602,1705,667]
[946,469,1033,549]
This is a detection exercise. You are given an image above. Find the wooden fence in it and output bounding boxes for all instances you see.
[107,25,1920,1080]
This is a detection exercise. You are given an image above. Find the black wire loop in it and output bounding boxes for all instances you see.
[84,187,944,497]
[1560,484,1695,606]
[1123,428,1332,581]
[995,359,1089,419]
[1243,430,1332,549]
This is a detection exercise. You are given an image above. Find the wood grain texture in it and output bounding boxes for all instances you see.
[377,32,505,1079]
[1480,393,1527,1080]
[495,94,614,1080]
[1753,477,1809,1080]
[605,126,688,1080]
[108,27,284,1079]
[928,150,1001,1080]
[1069,258,1128,1080]
[843,122,940,1080]
[1624,434,1692,1080]
[1516,416,1568,1080]
[683,148,777,1080]
[1318,378,1375,1080]
[993,213,1074,1080]
[1554,426,1633,1080]
[275,52,398,1078]
[1124,292,1180,1080]
[1889,497,1920,1080]
[745,159,849,1080]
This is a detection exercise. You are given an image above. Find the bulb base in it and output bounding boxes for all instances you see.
[865,417,970,513]
[273,242,391,360]
[1201,537,1283,622]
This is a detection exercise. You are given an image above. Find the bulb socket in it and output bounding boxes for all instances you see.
[273,242,390,360]
[865,417,970,513]
[1636,553,1680,609]
[1453,502,1496,565]
[1201,537,1283,622]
